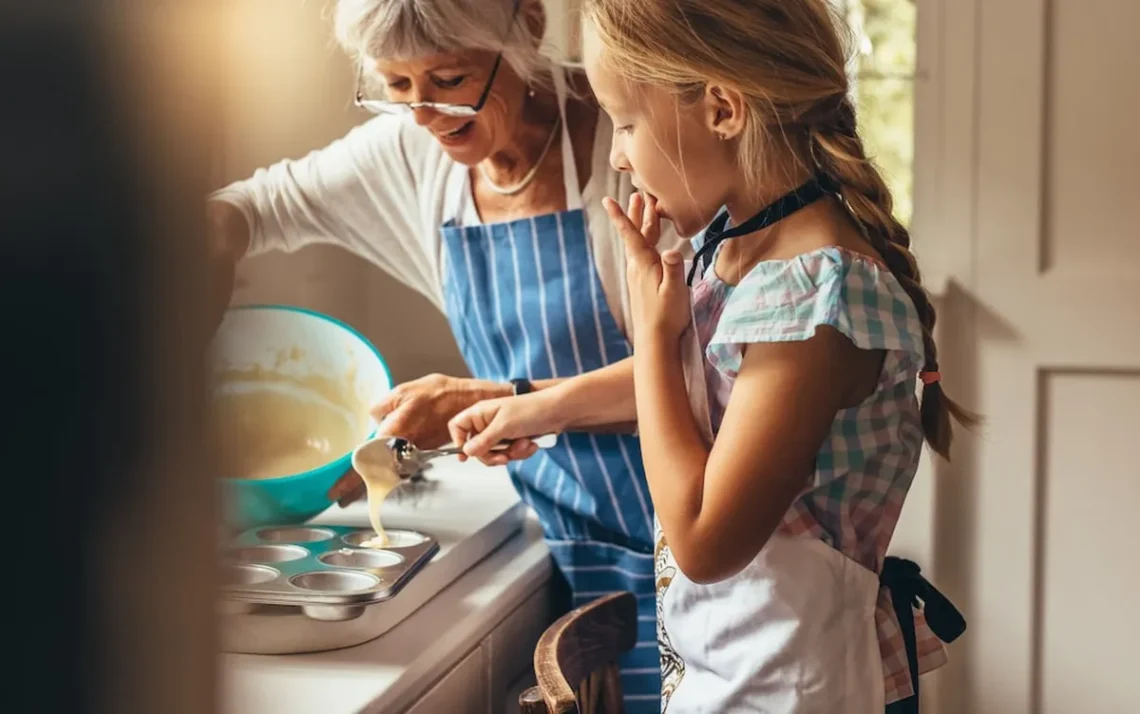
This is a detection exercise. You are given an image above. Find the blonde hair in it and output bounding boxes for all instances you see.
[585,0,978,458]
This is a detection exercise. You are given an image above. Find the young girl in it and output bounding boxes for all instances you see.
[450,1,972,711]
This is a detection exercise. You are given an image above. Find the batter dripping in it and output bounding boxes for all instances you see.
[351,441,403,548]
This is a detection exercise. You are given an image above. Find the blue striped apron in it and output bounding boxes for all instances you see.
[438,71,660,713]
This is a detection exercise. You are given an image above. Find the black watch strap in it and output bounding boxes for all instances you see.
[510,378,534,395]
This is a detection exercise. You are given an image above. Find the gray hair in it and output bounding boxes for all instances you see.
[334,0,556,91]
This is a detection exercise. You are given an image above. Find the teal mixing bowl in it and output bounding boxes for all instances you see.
[212,305,393,529]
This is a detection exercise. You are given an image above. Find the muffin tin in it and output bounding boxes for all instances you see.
[220,525,438,622]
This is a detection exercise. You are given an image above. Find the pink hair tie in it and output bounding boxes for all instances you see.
[920,371,941,385]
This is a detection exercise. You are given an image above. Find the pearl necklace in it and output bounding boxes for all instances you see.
[477,117,562,196]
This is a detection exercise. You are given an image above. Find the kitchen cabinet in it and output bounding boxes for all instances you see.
[222,516,556,714]
[397,585,552,714]
[403,644,489,714]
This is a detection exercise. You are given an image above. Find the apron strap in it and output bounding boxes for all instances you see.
[552,67,583,212]
[881,557,967,713]
[444,159,473,226]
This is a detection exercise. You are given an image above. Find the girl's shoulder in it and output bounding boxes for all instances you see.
[706,245,926,364]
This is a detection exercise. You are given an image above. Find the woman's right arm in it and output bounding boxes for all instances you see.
[203,199,250,329]
[205,115,439,314]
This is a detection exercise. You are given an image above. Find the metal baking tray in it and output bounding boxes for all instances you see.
[219,525,439,622]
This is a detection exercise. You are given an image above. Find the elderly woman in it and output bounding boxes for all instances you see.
[206,0,672,709]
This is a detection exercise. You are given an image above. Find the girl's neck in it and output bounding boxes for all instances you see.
[714,169,840,284]
[722,166,815,228]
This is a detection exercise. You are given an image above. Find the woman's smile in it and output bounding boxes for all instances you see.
[434,120,476,146]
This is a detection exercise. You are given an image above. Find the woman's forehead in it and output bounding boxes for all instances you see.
[373,50,486,75]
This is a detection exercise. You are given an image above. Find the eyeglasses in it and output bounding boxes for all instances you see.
[354,0,519,117]
[353,53,505,117]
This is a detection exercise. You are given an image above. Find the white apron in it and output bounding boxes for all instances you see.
[656,530,884,713]
[657,320,885,713]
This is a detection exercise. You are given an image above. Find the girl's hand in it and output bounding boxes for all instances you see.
[327,374,511,505]
[448,392,561,466]
[604,193,690,343]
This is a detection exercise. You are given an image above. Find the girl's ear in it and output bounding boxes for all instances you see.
[704,84,748,141]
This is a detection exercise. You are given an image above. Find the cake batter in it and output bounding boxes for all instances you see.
[213,363,367,481]
[350,439,404,548]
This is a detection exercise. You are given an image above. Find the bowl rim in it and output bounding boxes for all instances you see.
[218,303,394,485]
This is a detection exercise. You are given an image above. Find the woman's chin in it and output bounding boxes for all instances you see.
[434,127,489,165]
[437,142,479,165]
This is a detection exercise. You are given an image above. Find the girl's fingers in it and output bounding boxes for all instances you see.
[642,194,661,246]
[627,191,645,226]
[604,197,655,263]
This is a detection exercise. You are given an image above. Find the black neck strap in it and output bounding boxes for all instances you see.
[686,175,833,286]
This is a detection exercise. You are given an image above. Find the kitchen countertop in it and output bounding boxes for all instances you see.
[220,460,553,714]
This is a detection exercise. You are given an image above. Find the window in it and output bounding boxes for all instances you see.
[839,0,918,227]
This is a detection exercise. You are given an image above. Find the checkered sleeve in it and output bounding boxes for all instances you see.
[706,248,926,378]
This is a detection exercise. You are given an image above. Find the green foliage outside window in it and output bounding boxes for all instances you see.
[843,0,916,227]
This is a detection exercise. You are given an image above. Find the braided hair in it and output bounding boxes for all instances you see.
[810,98,979,458]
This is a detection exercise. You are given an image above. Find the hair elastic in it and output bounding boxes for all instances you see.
[919,371,941,386]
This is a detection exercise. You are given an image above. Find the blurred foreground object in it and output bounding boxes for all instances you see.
[2,2,223,712]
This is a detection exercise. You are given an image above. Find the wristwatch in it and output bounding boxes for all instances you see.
[509,378,534,396]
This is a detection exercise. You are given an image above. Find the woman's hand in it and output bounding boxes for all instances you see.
[326,374,512,505]
[603,193,690,344]
[204,200,249,338]
[448,391,564,466]
[370,373,513,449]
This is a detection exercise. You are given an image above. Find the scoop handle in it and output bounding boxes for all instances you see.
[421,433,558,460]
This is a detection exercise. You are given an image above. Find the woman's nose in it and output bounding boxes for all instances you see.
[412,107,438,126]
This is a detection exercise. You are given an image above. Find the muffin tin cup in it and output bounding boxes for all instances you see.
[318,549,405,569]
[256,526,336,544]
[218,525,438,621]
[340,529,427,550]
[228,544,310,564]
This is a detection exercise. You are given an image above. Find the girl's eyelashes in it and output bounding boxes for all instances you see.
[615,124,634,135]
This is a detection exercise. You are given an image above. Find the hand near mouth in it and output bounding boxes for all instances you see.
[605,192,690,343]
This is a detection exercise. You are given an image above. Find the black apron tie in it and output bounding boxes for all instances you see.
[686,175,833,286]
[881,557,967,713]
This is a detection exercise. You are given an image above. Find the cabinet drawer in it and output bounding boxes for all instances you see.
[404,642,489,714]
[488,584,556,713]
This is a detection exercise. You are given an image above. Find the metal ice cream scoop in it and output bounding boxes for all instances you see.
[353,433,558,478]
